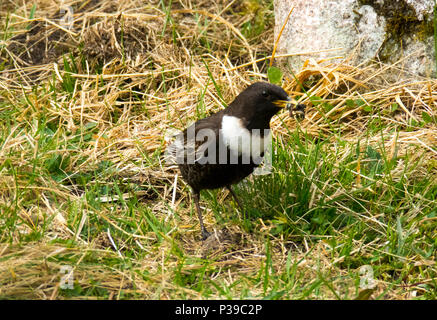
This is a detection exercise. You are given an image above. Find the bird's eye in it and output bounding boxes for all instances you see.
[262,90,269,98]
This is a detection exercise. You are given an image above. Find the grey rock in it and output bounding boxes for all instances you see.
[274,0,436,77]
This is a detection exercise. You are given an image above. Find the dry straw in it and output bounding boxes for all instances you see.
[0,0,435,299]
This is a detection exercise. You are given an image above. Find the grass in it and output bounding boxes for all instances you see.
[0,0,436,299]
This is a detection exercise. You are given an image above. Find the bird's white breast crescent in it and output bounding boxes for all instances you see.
[221,115,270,160]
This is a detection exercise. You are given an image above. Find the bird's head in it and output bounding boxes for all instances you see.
[228,82,292,130]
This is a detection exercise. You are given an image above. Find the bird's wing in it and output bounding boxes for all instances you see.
[165,116,221,165]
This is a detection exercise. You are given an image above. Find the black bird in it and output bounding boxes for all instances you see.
[169,82,300,239]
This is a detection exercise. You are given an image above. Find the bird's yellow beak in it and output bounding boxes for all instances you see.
[274,97,302,110]
[273,97,293,108]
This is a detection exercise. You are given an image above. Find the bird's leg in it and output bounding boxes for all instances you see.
[193,191,210,240]
[226,185,244,213]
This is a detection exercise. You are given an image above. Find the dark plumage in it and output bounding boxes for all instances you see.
[173,82,293,239]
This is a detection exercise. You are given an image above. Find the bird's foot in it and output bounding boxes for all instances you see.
[201,228,211,240]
